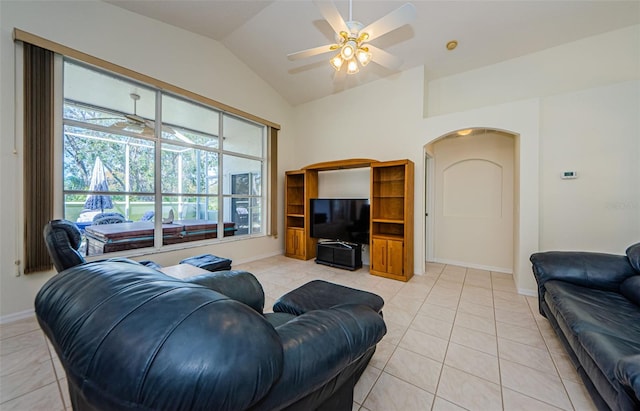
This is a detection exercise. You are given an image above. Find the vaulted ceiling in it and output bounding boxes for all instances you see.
[103,0,640,106]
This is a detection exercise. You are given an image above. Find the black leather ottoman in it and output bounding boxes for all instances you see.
[273,280,384,316]
[180,253,232,272]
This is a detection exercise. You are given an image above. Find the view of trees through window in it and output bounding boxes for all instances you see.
[63,60,266,256]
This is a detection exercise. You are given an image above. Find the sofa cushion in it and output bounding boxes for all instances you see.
[620,276,640,307]
[616,355,640,407]
[544,281,640,407]
[545,281,640,340]
[579,331,640,388]
[627,243,640,273]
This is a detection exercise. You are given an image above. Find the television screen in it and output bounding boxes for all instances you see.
[310,198,370,244]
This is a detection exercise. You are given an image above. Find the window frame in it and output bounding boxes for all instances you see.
[14,29,279,266]
[61,59,270,255]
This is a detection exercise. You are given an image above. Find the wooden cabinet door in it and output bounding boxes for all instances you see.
[286,228,305,259]
[294,230,305,258]
[387,239,404,276]
[371,238,387,273]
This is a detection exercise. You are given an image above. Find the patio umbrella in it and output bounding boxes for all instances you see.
[84,157,113,212]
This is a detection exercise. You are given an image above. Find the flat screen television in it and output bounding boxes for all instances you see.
[310,198,370,244]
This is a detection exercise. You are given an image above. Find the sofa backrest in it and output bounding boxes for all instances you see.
[43,219,86,272]
[35,260,283,411]
[620,243,640,307]
[626,243,640,273]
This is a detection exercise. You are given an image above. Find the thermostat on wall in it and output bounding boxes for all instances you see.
[561,171,577,179]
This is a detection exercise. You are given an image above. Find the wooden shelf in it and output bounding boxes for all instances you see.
[372,218,405,224]
[371,233,404,241]
[284,170,318,260]
[369,160,414,282]
[284,158,414,281]
[302,158,379,171]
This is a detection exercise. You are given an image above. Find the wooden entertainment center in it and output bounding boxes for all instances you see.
[284,158,414,282]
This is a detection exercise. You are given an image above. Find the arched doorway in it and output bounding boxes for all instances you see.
[425,128,517,273]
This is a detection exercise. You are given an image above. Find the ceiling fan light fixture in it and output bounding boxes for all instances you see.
[356,47,371,66]
[346,59,359,74]
[341,40,357,59]
[330,54,344,71]
[290,0,416,76]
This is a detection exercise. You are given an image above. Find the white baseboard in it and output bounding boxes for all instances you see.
[517,288,538,297]
[0,309,35,325]
[430,258,513,274]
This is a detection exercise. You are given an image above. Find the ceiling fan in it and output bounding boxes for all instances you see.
[288,0,416,74]
[83,94,196,144]
[111,93,155,136]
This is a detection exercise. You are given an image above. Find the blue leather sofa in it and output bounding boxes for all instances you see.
[530,243,640,410]
[35,260,386,410]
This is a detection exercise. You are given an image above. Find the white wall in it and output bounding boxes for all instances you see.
[293,25,639,294]
[425,25,640,117]
[539,81,640,252]
[0,0,294,319]
[292,68,426,169]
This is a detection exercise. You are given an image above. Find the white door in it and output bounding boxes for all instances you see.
[432,131,515,272]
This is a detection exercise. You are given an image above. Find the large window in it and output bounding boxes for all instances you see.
[63,60,266,256]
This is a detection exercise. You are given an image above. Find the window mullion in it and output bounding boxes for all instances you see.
[153,91,163,249]
[217,111,224,239]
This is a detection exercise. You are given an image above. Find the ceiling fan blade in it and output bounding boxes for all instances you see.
[368,45,403,70]
[313,0,349,35]
[125,113,146,124]
[287,44,338,61]
[360,3,416,42]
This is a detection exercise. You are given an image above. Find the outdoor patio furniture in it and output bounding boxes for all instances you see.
[43,219,161,272]
[92,212,126,225]
[84,220,237,255]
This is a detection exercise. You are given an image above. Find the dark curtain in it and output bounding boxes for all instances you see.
[270,127,278,237]
[23,43,54,273]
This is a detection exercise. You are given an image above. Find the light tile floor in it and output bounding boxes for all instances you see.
[0,256,597,410]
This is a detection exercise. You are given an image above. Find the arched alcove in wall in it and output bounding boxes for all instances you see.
[425,128,517,273]
[417,99,540,295]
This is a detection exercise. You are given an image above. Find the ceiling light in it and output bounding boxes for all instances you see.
[330,54,344,71]
[346,59,359,74]
[288,0,416,76]
[457,129,472,136]
[356,47,372,66]
[341,40,357,60]
[446,40,458,51]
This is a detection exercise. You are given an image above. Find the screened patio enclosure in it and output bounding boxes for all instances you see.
[63,60,266,255]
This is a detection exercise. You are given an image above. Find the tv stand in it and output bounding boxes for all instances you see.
[316,241,362,271]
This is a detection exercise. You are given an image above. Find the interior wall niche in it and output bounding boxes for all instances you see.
[426,128,516,273]
[317,168,370,198]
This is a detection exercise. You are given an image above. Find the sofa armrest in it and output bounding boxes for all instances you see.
[530,251,637,317]
[251,304,386,410]
[184,270,264,314]
[616,355,640,408]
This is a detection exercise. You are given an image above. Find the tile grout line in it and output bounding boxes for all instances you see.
[429,265,467,411]
[359,264,444,408]
[490,271,506,411]
[44,332,69,409]
[528,296,581,411]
